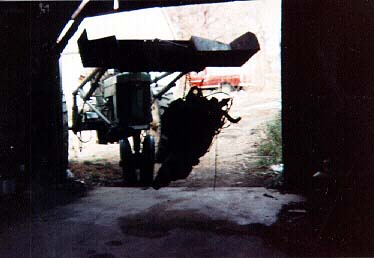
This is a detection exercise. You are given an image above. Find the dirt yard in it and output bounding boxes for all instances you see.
[68,86,281,187]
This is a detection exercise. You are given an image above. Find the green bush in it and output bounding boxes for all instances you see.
[257,113,282,166]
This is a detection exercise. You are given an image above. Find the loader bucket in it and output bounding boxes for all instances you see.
[77,30,260,72]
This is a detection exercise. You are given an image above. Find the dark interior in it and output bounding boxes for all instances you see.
[1,0,374,255]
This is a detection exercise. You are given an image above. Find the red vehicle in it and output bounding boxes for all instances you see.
[189,68,241,90]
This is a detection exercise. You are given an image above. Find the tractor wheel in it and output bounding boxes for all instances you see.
[140,135,155,186]
[119,138,137,185]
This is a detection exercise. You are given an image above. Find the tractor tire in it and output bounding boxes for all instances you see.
[140,135,155,186]
[119,138,137,185]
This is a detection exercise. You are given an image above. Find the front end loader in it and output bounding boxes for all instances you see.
[70,30,260,188]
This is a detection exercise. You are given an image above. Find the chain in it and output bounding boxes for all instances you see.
[183,73,191,99]
[213,134,218,190]
[76,130,92,152]
[78,132,83,152]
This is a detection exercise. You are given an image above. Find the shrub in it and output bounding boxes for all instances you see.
[257,112,282,166]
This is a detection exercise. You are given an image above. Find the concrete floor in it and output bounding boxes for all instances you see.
[0,187,303,258]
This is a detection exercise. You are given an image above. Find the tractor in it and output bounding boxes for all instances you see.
[70,29,260,187]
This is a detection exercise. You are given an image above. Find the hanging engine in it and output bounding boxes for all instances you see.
[153,86,241,189]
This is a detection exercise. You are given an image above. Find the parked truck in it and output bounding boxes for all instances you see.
[189,67,242,91]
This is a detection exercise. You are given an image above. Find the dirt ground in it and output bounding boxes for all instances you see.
[68,86,281,187]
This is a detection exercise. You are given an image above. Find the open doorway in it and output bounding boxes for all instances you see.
[59,0,282,188]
